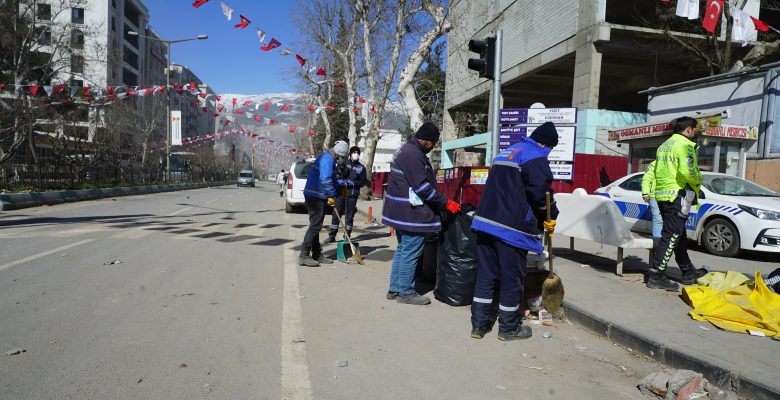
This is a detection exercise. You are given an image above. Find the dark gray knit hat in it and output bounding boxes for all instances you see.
[415,122,440,142]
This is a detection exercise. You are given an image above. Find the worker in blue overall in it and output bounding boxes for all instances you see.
[470,122,559,341]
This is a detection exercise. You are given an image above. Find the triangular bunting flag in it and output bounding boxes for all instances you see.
[289,125,296,133]
[280,104,290,111]
[280,49,292,56]
[260,38,281,51]
[316,68,326,76]
[256,28,266,44]
[221,1,233,21]
[43,86,53,96]
[264,101,271,111]
[192,0,209,8]
[235,15,250,29]
[29,85,39,96]
[307,104,316,112]
[295,54,306,67]
[751,16,770,32]
[242,100,253,106]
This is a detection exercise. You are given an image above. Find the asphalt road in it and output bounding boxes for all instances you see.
[1,182,662,399]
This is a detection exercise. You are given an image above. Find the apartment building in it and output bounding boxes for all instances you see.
[169,64,217,140]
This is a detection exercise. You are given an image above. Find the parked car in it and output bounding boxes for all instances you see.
[236,170,255,187]
[285,159,314,213]
[595,172,780,257]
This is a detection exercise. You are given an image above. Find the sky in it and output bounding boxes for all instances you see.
[145,0,304,95]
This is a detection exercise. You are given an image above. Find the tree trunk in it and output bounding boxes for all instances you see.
[397,2,450,132]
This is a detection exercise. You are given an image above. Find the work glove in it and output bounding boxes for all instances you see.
[327,197,336,207]
[544,220,556,237]
[337,179,347,187]
[445,199,461,214]
[346,179,355,187]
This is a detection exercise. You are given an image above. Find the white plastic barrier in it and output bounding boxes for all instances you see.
[554,188,653,276]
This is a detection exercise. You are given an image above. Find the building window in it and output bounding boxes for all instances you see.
[70,29,84,49]
[112,0,117,8]
[71,7,85,24]
[72,79,83,87]
[38,4,52,21]
[38,29,52,45]
[71,55,84,73]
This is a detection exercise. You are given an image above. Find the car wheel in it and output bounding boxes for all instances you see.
[285,201,293,213]
[702,218,740,257]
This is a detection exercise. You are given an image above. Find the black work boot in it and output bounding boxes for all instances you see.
[470,326,493,339]
[646,270,680,291]
[498,325,532,341]
[326,232,337,243]
[680,265,708,285]
[386,291,399,300]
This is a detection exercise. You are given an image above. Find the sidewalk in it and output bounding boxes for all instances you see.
[353,198,779,400]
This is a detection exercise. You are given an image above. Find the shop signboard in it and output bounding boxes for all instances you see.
[702,125,758,140]
[499,108,577,125]
[549,163,574,180]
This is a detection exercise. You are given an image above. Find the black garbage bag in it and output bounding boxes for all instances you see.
[434,203,479,306]
[416,233,439,283]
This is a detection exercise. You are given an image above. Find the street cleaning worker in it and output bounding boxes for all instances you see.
[641,161,663,244]
[382,122,461,305]
[299,140,349,267]
[469,122,558,341]
[647,116,708,291]
[328,146,368,242]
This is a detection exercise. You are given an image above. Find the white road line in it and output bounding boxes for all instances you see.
[0,239,93,272]
[280,227,313,400]
[204,199,217,204]
[166,207,192,216]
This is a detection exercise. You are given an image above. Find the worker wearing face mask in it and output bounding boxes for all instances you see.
[328,146,368,242]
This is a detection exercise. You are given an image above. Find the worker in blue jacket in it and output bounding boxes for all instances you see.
[470,122,559,341]
[382,122,461,305]
[300,140,349,267]
[328,146,368,242]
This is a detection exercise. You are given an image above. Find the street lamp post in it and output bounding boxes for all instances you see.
[127,31,207,181]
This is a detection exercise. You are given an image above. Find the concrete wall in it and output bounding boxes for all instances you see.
[745,158,780,193]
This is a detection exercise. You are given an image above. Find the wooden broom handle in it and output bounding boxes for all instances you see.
[545,192,553,274]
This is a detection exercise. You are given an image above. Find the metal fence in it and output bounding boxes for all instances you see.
[1,161,232,192]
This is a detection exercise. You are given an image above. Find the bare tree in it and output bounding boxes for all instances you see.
[397,0,450,132]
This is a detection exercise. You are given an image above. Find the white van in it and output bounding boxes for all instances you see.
[285,159,315,213]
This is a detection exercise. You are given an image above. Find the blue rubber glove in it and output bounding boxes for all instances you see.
[345,179,354,187]
[337,179,347,187]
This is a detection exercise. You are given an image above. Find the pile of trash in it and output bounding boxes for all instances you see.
[638,369,737,400]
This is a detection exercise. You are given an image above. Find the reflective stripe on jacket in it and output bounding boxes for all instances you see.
[653,134,702,202]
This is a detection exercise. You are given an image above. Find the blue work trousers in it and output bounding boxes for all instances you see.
[471,232,528,333]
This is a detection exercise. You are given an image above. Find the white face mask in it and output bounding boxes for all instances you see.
[351,153,360,162]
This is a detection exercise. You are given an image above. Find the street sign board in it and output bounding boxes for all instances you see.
[497,126,576,163]
[171,111,182,146]
[550,163,574,180]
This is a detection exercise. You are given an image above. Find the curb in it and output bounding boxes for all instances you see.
[563,302,779,400]
[0,181,231,211]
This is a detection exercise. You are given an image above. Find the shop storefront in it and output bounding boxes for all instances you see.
[608,115,758,178]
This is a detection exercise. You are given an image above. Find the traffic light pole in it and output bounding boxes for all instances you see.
[490,30,503,163]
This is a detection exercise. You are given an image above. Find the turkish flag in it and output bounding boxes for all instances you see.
[295,54,306,67]
[702,0,724,33]
[289,125,296,134]
[316,68,326,76]
[751,16,770,32]
[192,0,209,8]
[235,15,251,29]
[280,104,290,111]
[260,38,281,51]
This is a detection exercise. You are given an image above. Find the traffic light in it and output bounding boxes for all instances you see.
[467,36,496,80]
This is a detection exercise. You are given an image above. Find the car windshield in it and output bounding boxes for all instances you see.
[238,172,252,178]
[703,175,778,197]
[294,162,312,178]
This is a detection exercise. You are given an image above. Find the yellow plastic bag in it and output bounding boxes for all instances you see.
[683,271,780,337]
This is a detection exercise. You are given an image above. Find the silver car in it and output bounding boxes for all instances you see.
[236,170,255,187]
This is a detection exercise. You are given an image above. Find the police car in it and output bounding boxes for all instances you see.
[595,172,780,257]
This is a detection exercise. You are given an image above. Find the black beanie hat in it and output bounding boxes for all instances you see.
[415,122,440,142]
[530,122,559,147]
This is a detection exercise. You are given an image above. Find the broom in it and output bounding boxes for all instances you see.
[541,191,564,317]
[333,200,364,265]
